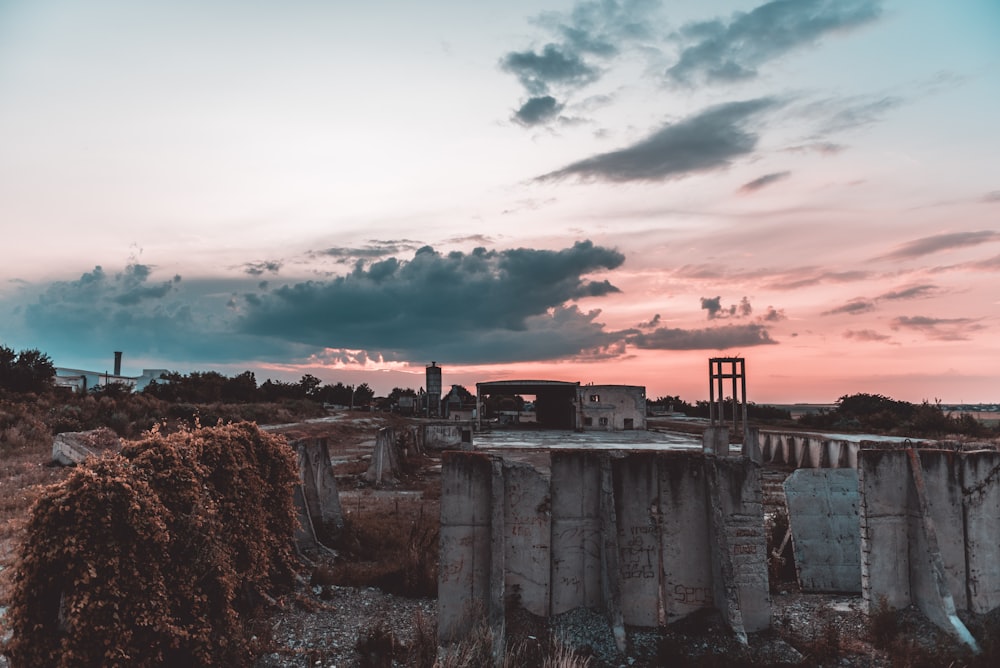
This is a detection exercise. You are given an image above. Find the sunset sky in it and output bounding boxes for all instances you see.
[1,0,998,404]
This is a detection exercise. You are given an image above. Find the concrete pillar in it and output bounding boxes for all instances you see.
[706,457,770,639]
[702,426,729,456]
[598,456,627,653]
[742,427,762,464]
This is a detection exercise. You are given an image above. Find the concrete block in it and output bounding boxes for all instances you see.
[295,438,345,542]
[51,429,121,466]
[783,469,861,593]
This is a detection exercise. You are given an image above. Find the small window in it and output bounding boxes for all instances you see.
[589,394,600,402]
[624,418,634,430]
[599,417,609,426]
[583,417,593,426]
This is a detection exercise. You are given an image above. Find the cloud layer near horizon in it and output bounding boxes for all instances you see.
[4,240,798,369]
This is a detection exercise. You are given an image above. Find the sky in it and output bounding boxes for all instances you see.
[1,0,998,404]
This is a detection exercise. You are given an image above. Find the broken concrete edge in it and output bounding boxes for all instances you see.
[438,449,769,652]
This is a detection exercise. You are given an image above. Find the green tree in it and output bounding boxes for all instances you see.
[0,345,56,394]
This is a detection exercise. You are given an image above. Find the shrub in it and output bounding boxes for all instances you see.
[3,422,299,667]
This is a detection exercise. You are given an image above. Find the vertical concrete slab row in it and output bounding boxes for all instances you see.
[755,430,859,469]
[440,450,770,644]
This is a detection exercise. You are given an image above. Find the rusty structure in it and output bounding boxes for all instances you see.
[708,357,748,444]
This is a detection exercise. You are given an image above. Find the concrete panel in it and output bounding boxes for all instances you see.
[703,458,769,639]
[439,452,493,641]
[503,461,551,617]
[917,451,967,608]
[859,450,912,611]
[783,469,860,593]
[658,453,713,623]
[612,453,661,627]
[711,458,770,633]
[962,451,1000,612]
[550,452,603,614]
[296,438,345,542]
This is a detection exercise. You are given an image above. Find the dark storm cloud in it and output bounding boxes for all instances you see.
[19,269,301,365]
[822,299,876,316]
[538,98,777,183]
[739,171,790,193]
[239,241,629,364]
[628,323,776,350]
[890,316,984,342]
[637,313,661,329]
[513,96,564,126]
[701,296,753,320]
[879,230,1000,261]
[502,0,664,126]
[666,0,882,85]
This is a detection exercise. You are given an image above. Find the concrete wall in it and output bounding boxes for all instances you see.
[423,423,471,451]
[859,449,1000,648]
[439,449,769,646]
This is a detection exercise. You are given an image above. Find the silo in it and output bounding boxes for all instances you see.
[426,361,442,417]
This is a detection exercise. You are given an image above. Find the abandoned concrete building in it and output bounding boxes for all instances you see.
[474,380,646,431]
[440,358,999,655]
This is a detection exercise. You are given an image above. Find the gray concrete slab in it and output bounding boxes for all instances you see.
[783,469,861,593]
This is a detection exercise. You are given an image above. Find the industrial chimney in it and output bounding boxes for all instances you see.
[113,351,122,377]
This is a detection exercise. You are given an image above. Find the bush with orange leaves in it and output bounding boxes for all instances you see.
[3,421,300,667]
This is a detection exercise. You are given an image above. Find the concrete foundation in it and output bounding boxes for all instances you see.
[439,450,770,647]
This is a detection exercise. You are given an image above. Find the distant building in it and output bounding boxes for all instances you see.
[578,384,646,431]
[475,379,646,431]
[54,352,170,393]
